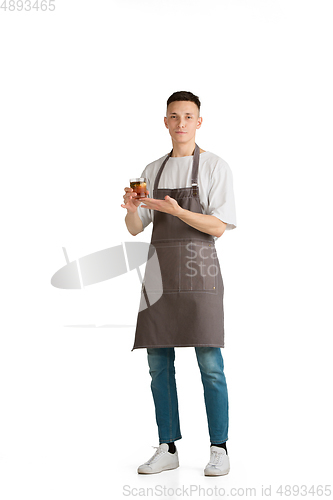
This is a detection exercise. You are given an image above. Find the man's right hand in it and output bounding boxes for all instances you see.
[121,187,149,213]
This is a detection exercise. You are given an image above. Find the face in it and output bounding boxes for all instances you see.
[164,101,203,144]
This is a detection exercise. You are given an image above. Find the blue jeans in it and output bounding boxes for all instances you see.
[146,347,228,445]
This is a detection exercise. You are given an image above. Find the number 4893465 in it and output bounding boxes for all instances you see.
[0,0,56,11]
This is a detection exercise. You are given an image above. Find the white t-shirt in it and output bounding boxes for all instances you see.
[136,151,237,240]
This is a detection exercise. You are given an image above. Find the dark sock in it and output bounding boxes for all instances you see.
[211,442,228,455]
[163,442,176,454]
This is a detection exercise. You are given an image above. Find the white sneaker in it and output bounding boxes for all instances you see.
[204,446,230,476]
[137,443,179,474]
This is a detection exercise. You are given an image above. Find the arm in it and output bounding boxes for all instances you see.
[125,210,144,236]
[139,195,227,238]
[121,188,146,236]
[176,208,227,238]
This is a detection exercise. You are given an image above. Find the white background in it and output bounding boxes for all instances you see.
[1,0,332,498]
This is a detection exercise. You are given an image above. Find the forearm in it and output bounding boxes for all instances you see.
[176,208,226,238]
[125,210,143,236]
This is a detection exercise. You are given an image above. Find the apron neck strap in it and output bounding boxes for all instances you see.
[153,143,200,192]
[191,143,200,187]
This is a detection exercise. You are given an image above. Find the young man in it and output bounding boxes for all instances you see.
[121,91,237,476]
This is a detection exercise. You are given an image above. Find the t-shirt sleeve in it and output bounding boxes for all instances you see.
[207,160,237,231]
[136,166,153,230]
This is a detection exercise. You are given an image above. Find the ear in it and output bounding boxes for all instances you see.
[196,116,203,129]
[164,116,168,129]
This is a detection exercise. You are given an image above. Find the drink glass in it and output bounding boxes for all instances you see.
[129,178,147,198]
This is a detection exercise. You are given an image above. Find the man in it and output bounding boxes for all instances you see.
[121,91,237,476]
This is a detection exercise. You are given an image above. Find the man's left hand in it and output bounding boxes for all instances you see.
[139,195,183,217]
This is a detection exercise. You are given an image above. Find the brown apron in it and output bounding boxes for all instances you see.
[131,143,224,351]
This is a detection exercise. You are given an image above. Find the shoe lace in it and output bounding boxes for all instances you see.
[144,445,167,465]
[209,450,224,466]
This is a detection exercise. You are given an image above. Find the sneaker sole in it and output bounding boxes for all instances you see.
[138,464,179,474]
[204,469,230,476]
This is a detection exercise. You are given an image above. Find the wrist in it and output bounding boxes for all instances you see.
[175,206,186,217]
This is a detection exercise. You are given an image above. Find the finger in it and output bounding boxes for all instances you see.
[125,193,137,200]
[123,196,133,204]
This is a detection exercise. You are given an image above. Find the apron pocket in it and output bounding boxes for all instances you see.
[154,243,181,292]
[180,241,218,292]
[152,241,218,293]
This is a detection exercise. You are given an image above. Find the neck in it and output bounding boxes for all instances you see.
[170,139,196,157]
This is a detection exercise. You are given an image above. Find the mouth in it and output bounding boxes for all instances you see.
[176,131,186,134]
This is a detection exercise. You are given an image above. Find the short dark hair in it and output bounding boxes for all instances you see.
[167,91,201,114]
